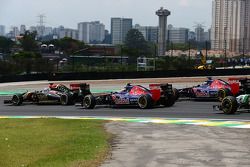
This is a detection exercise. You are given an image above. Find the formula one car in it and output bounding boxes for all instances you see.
[4,83,90,106]
[81,83,177,109]
[178,77,240,101]
[213,78,250,114]
[213,95,250,114]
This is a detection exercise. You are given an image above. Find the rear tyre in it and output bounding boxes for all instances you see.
[221,96,238,114]
[172,88,179,101]
[83,95,96,109]
[189,89,196,98]
[218,88,232,101]
[12,94,23,106]
[161,95,176,107]
[60,94,69,105]
[138,94,152,109]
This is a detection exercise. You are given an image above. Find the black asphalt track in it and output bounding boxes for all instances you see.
[1,96,250,120]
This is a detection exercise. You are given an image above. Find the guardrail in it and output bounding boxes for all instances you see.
[0,69,250,83]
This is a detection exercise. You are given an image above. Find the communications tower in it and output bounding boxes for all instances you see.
[156,7,170,56]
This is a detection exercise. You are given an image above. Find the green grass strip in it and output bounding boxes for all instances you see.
[0,119,110,167]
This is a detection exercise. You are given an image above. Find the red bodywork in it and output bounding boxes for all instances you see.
[149,84,162,101]
[208,79,239,95]
[120,84,162,102]
[49,83,84,91]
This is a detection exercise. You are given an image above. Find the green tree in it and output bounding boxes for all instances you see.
[124,29,150,57]
[0,36,14,53]
[46,37,86,55]
[12,51,42,74]
[19,31,38,51]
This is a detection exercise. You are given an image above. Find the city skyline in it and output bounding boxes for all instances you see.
[0,0,212,31]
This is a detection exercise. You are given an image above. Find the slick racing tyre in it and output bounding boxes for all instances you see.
[217,88,232,102]
[172,88,180,101]
[138,94,152,109]
[60,94,75,105]
[12,94,23,106]
[161,95,176,107]
[60,94,69,105]
[83,95,96,109]
[31,93,39,103]
[221,96,238,114]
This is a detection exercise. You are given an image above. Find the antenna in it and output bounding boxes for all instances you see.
[37,14,46,36]
[37,14,46,27]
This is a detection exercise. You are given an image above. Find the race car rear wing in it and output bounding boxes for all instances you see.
[149,83,173,95]
[228,77,250,94]
[70,83,91,96]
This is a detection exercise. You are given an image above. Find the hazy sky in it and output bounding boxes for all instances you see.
[0,0,212,31]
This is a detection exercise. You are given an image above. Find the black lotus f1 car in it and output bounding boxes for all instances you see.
[4,83,90,106]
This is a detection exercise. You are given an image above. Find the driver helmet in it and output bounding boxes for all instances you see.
[124,83,133,91]
[43,88,50,92]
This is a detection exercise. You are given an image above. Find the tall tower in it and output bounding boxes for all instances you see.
[156,7,171,56]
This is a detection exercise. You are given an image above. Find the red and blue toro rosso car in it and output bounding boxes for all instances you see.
[179,77,240,101]
[82,83,178,109]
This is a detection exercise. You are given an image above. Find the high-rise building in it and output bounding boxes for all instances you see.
[111,18,132,45]
[168,27,189,44]
[20,25,26,35]
[36,25,45,37]
[30,26,37,33]
[78,21,105,43]
[44,27,53,36]
[59,28,78,40]
[188,31,196,41]
[195,25,205,42]
[134,24,158,43]
[211,0,250,52]
[204,28,211,42]
[12,26,20,37]
[0,25,5,36]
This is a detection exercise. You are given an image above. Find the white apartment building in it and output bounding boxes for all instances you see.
[78,21,105,43]
[211,0,250,52]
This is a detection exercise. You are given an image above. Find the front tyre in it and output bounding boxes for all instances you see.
[60,94,69,105]
[12,94,23,106]
[83,95,96,109]
[218,88,232,101]
[221,96,238,114]
[138,94,152,109]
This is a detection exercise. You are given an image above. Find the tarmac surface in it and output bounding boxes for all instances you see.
[1,96,250,120]
[102,122,250,167]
